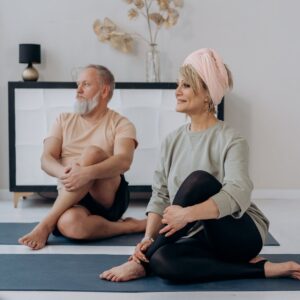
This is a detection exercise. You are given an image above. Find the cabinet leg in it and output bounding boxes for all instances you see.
[13,192,33,208]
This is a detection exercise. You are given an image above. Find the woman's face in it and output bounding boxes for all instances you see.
[175,77,208,115]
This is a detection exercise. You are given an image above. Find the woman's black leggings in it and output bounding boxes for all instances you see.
[145,170,266,283]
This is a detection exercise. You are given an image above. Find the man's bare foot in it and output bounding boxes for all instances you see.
[265,261,300,280]
[122,218,147,234]
[18,223,53,250]
[100,260,146,282]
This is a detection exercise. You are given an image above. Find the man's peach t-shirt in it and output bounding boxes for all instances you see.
[46,108,138,167]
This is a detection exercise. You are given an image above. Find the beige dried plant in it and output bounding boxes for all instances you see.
[93,18,134,53]
[93,0,184,52]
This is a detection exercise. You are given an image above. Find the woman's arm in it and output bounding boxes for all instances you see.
[211,136,253,218]
[185,198,219,222]
[144,212,163,240]
[132,137,171,262]
[131,212,162,263]
[160,136,253,237]
[159,198,219,237]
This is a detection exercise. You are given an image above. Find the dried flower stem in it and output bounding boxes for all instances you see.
[131,32,149,44]
[145,0,154,44]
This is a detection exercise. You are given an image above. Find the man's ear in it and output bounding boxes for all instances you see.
[101,84,110,101]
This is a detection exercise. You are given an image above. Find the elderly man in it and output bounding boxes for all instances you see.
[19,65,146,250]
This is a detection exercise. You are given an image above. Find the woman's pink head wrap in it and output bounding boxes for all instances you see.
[183,48,229,105]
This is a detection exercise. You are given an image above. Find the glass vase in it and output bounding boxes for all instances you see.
[146,43,160,82]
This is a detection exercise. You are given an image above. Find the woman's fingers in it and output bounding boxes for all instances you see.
[165,228,176,237]
[159,225,171,234]
[159,225,178,237]
[133,241,152,263]
[135,250,149,263]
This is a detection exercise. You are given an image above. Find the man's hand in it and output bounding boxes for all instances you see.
[60,163,91,192]
[159,205,190,237]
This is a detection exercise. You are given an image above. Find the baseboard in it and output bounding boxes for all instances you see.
[0,189,12,200]
[1,189,300,201]
[252,189,300,200]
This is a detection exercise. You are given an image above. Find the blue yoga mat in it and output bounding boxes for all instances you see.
[0,222,279,246]
[0,254,299,292]
[0,222,143,246]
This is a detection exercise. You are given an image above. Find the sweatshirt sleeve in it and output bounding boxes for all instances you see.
[146,138,171,216]
[211,136,254,219]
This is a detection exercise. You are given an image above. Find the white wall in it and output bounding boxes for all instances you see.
[0,0,300,190]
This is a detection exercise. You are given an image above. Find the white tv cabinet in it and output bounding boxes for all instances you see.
[8,82,224,207]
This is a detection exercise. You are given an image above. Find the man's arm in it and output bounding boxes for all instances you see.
[40,137,64,178]
[59,137,136,192]
[86,137,136,180]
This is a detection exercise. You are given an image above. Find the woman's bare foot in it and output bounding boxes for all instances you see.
[100,260,146,282]
[18,223,53,250]
[264,261,300,280]
[122,218,147,234]
[249,256,266,264]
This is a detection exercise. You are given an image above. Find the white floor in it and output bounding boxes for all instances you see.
[0,195,300,300]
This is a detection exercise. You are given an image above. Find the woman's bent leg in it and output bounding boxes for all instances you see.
[146,170,222,258]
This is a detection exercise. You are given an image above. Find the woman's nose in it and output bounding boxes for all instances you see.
[176,85,182,96]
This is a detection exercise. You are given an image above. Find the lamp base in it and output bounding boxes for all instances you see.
[22,64,39,81]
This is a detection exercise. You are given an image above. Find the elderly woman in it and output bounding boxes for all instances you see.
[100,48,300,283]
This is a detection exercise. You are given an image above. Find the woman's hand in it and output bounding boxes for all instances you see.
[159,205,190,237]
[129,237,154,264]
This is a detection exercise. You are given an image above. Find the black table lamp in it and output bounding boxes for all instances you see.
[19,44,41,81]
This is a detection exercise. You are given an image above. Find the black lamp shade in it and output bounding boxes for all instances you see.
[19,44,41,64]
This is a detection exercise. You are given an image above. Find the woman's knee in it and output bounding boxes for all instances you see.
[173,170,222,206]
[80,146,108,166]
[185,170,220,187]
[57,208,90,239]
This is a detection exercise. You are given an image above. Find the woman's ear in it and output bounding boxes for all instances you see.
[204,96,210,103]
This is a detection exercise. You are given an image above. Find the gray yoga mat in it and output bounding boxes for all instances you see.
[0,254,299,292]
[0,222,279,246]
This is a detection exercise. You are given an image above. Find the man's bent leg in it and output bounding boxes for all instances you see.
[18,146,111,249]
[18,187,91,250]
[57,175,146,240]
[56,146,145,240]
[57,206,146,240]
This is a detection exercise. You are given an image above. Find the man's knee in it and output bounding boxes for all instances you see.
[80,146,108,166]
[57,208,90,239]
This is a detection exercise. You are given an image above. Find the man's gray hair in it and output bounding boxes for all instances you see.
[85,64,115,100]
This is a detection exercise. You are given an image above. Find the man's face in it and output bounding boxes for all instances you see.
[76,68,101,101]
[75,68,102,115]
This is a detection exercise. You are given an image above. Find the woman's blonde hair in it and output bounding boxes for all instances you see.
[179,64,233,114]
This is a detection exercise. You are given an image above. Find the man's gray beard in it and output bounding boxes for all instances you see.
[74,94,99,115]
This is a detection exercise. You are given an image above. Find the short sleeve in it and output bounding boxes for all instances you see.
[44,114,63,142]
[115,117,138,148]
